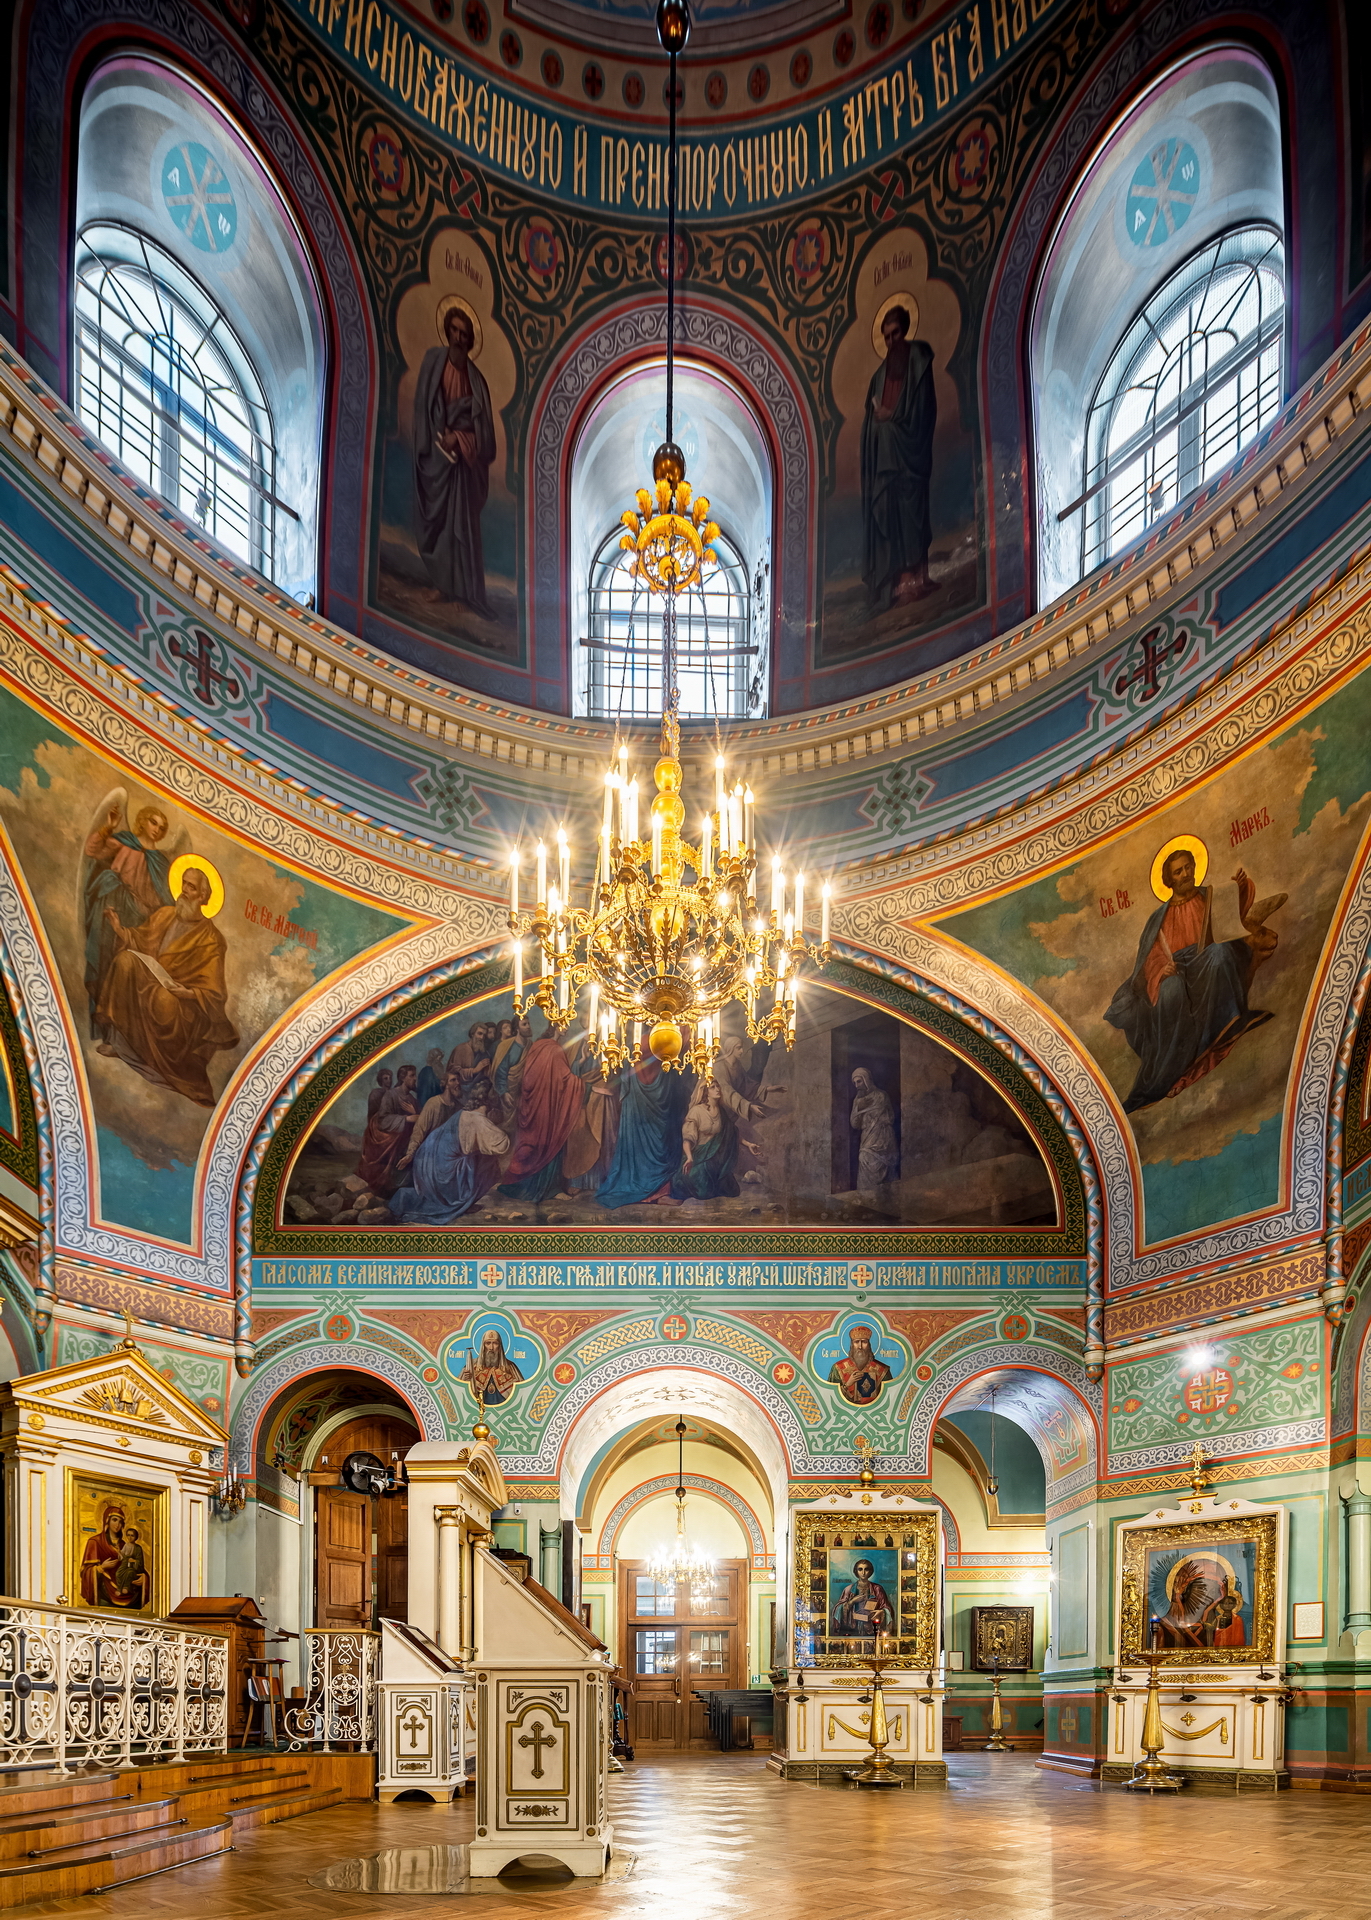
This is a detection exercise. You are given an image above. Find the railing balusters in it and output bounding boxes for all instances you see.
[285,1629,379,1754]
[0,1596,227,1773]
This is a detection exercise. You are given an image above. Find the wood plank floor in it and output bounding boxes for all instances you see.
[8,1750,1371,1920]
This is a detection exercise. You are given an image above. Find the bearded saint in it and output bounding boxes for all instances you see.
[828,1326,893,1406]
[459,1329,524,1405]
[95,865,239,1107]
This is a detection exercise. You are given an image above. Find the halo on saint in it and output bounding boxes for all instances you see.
[872,290,921,356]
[1150,832,1209,901]
[435,293,483,358]
[168,853,225,918]
[1163,1551,1238,1599]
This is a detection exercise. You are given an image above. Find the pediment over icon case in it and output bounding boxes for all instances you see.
[254,961,1084,1258]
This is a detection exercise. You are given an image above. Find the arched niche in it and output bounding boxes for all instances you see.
[568,357,774,721]
[1031,45,1285,605]
[75,55,327,603]
[247,955,1083,1257]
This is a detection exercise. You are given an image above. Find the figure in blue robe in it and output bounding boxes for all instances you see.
[389,1094,509,1225]
[1104,853,1282,1113]
[596,1058,694,1208]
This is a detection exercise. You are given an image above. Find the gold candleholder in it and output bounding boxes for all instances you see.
[985,1656,1008,1752]
[1123,1643,1184,1793]
[844,1637,906,1789]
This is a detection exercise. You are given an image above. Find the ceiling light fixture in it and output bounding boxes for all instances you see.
[506,0,830,1076]
[645,1415,715,1601]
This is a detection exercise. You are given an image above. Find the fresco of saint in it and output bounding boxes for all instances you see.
[1104,837,1286,1112]
[94,858,239,1108]
[412,305,496,615]
[828,1326,893,1405]
[459,1328,524,1405]
[861,304,936,610]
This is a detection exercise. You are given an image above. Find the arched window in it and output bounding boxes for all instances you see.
[75,228,282,579]
[74,57,325,602]
[1081,225,1284,576]
[1030,47,1286,604]
[584,526,758,722]
[569,360,772,721]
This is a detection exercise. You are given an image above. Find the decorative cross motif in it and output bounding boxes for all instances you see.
[518,1718,557,1779]
[1058,1704,1078,1744]
[1114,625,1188,703]
[400,1708,428,1750]
[168,629,241,707]
[1186,1442,1213,1510]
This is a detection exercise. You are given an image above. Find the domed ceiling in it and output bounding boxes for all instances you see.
[431,0,941,117]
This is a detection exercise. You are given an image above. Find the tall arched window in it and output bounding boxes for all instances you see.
[75,57,325,603]
[75,228,282,579]
[1082,225,1284,576]
[584,526,758,722]
[570,360,772,722]
[1031,47,1286,604]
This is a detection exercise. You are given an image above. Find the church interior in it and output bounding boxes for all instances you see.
[3,0,1371,1909]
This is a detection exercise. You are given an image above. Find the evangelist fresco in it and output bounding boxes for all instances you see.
[279,978,1058,1233]
[820,227,979,670]
[938,671,1371,1244]
[0,688,408,1242]
[375,229,520,661]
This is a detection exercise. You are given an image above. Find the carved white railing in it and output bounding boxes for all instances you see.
[287,1628,379,1752]
[0,1596,228,1772]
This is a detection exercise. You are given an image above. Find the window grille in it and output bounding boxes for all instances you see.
[1070,226,1285,578]
[582,526,760,723]
[73,226,293,582]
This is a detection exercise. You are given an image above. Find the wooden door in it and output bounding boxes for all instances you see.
[310,1413,417,1629]
[376,1483,409,1623]
[620,1560,746,1749]
[316,1489,370,1628]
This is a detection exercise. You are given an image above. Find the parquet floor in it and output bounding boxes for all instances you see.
[10,1751,1371,1920]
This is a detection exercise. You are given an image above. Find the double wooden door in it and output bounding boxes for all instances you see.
[312,1414,415,1629]
[619,1560,746,1748]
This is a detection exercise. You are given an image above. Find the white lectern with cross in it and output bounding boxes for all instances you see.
[467,1548,614,1877]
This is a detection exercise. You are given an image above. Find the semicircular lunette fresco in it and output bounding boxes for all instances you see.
[266,970,1066,1241]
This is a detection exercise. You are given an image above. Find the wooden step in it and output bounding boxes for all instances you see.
[0,1771,122,1819]
[0,1817,231,1905]
[0,1795,179,1858]
[23,1815,188,1860]
[227,1783,342,1832]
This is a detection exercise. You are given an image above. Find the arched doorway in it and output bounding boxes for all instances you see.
[258,1370,420,1631]
[559,1370,785,1752]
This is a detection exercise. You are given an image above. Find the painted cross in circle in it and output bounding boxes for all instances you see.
[1114,625,1187,703]
[169,629,241,707]
[518,1718,557,1779]
[1126,140,1198,248]
[400,1708,429,1750]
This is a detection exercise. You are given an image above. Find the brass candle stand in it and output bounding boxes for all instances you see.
[1123,1642,1184,1793]
[985,1655,1008,1752]
[844,1643,906,1789]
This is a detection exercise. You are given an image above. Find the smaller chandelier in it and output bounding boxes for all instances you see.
[645,1417,715,1602]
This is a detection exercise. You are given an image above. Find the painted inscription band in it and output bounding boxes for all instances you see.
[289,0,1058,215]
[252,1256,1087,1291]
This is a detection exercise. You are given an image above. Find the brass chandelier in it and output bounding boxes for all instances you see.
[505,0,830,1076]
[645,1416,715,1601]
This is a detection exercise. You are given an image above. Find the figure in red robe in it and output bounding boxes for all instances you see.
[498,1027,584,1204]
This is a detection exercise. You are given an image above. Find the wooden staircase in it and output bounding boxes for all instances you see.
[0,1751,373,1904]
